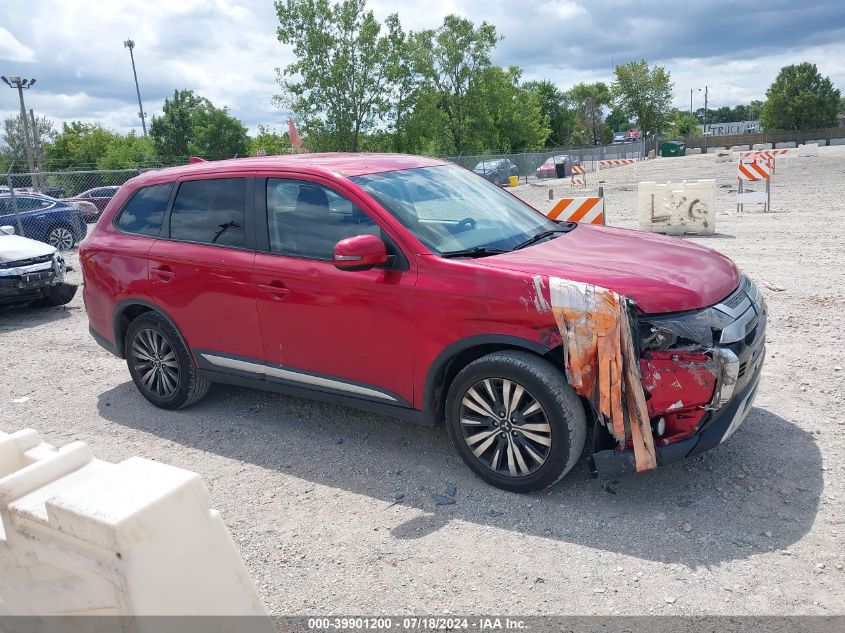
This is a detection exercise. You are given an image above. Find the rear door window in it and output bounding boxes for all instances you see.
[170,178,246,248]
[116,183,173,236]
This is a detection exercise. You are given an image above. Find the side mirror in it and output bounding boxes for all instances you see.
[0,225,15,235]
[332,234,389,271]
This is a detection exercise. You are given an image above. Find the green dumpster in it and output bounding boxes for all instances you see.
[661,141,686,157]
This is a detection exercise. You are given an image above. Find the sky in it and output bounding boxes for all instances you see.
[1,0,844,137]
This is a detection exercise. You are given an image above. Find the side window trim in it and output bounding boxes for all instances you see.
[161,175,256,251]
[258,176,409,270]
[113,183,176,238]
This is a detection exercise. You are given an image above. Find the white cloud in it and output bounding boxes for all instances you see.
[0,0,842,137]
[0,27,36,62]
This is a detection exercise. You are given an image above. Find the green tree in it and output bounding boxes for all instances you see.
[669,111,700,138]
[274,0,404,152]
[46,122,117,169]
[524,80,577,147]
[468,66,549,152]
[569,82,612,145]
[760,63,841,131]
[97,132,156,169]
[1,114,56,170]
[612,60,674,138]
[248,125,291,156]
[415,15,499,154]
[149,89,249,159]
[605,106,631,133]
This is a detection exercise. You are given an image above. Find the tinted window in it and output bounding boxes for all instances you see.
[15,196,53,211]
[170,178,245,247]
[267,179,379,260]
[116,184,173,236]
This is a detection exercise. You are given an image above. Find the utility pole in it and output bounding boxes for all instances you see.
[1,75,37,189]
[29,109,42,189]
[690,87,701,116]
[123,39,147,135]
[703,86,709,153]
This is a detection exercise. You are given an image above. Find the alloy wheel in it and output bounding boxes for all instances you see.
[47,226,74,250]
[131,328,180,399]
[459,378,552,478]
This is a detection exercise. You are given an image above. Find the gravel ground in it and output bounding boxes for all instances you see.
[1,147,844,616]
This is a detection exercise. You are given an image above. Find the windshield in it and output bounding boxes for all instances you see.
[351,165,559,255]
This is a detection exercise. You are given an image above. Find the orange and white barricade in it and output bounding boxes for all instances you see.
[736,148,789,171]
[570,165,587,187]
[736,160,773,212]
[597,158,637,171]
[546,196,605,225]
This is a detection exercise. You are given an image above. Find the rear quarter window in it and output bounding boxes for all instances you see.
[115,183,173,236]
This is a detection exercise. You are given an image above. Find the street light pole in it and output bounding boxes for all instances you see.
[703,86,709,153]
[690,88,701,116]
[123,39,147,135]
[1,75,37,188]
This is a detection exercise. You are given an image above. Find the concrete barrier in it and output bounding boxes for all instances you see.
[752,143,773,150]
[797,143,819,157]
[775,141,797,149]
[729,145,750,151]
[0,428,269,618]
[637,180,716,236]
[830,138,845,146]
[807,139,826,146]
[686,147,702,155]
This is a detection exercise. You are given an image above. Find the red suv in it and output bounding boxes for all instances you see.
[80,154,766,492]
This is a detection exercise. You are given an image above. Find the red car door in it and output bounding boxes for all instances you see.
[252,176,418,407]
[147,175,263,361]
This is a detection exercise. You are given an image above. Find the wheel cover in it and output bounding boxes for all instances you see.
[48,227,73,250]
[459,378,552,478]
[132,328,180,398]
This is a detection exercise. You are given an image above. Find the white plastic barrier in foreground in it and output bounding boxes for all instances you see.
[0,428,268,617]
[637,180,716,236]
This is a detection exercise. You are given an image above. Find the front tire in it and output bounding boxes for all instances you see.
[125,312,210,409]
[445,350,586,493]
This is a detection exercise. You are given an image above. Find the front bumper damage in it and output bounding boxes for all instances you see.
[591,274,767,478]
[0,253,77,306]
[537,273,767,478]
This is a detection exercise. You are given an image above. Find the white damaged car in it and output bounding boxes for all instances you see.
[0,225,77,308]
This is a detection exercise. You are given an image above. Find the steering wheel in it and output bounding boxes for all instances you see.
[456,217,477,233]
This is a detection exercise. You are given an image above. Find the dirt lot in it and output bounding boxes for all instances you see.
[1,147,844,616]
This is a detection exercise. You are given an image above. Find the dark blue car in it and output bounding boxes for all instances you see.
[0,194,87,250]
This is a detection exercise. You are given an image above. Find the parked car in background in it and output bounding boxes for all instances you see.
[0,225,77,308]
[534,155,580,179]
[63,186,120,221]
[473,159,519,185]
[81,153,765,492]
[0,194,87,250]
[611,132,627,145]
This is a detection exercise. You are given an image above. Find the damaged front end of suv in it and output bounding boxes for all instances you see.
[590,274,767,477]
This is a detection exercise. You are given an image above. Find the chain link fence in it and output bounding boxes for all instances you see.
[444,140,647,183]
[2,168,147,250]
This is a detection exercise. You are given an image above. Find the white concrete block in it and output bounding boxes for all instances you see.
[729,145,750,151]
[0,429,268,618]
[638,180,716,236]
[797,143,819,157]
[831,138,845,146]
[775,141,797,149]
[752,143,772,150]
[807,139,826,147]
[686,147,702,155]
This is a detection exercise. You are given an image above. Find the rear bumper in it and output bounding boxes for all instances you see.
[591,347,764,479]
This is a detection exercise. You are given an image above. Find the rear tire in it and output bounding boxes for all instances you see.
[445,350,586,493]
[125,312,210,409]
[45,223,75,250]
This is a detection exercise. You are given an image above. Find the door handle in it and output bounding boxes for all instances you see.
[258,282,291,300]
[151,266,175,281]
